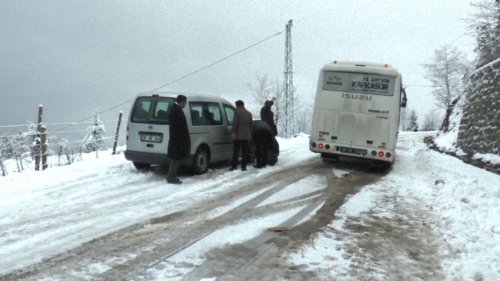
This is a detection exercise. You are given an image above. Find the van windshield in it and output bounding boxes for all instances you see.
[131,96,175,124]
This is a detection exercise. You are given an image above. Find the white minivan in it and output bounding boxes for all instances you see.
[124,92,236,174]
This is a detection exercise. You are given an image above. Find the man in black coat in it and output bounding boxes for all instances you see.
[260,100,278,136]
[252,120,279,168]
[167,95,190,184]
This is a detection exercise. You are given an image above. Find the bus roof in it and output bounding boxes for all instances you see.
[322,60,400,76]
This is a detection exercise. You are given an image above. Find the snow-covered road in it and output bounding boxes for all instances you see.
[1,132,499,281]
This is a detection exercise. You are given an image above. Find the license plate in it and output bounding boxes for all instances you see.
[339,146,366,155]
[140,133,163,143]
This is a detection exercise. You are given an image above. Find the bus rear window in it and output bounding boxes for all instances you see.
[322,71,395,96]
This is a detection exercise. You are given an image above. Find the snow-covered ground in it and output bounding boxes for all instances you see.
[1,132,499,280]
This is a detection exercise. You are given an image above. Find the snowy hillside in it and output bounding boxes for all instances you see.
[457,58,500,158]
[427,57,500,174]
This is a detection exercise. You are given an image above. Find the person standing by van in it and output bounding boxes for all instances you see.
[167,95,190,184]
[260,100,277,136]
[230,100,252,171]
[251,120,274,168]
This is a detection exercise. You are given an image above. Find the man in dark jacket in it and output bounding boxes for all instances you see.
[252,120,279,168]
[230,100,252,171]
[167,95,190,184]
[260,100,277,136]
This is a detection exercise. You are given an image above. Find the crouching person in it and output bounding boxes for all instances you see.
[252,120,279,168]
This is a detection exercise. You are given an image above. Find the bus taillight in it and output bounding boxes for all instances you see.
[318,143,324,149]
[378,151,385,157]
[386,152,392,158]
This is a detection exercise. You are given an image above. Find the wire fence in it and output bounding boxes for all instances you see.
[0,114,124,177]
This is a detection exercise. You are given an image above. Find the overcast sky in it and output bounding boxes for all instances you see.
[0,0,475,135]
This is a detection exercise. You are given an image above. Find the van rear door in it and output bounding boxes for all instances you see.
[127,96,174,158]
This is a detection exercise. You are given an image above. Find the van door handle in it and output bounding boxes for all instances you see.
[147,144,154,148]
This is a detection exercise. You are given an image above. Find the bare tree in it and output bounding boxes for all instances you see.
[248,75,283,135]
[294,106,311,134]
[248,75,304,137]
[422,109,441,131]
[422,45,469,108]
[248,75,275,103]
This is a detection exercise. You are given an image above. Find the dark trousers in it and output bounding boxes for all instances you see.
[254,130,272,167]
[167,159,181,180]
[231,139,249,169]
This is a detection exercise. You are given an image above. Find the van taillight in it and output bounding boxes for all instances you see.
[126,126,129,141]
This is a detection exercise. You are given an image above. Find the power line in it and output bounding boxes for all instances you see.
[149,31,283,93]
[54,31,283,132]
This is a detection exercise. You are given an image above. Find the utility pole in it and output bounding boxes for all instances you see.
[284,19,294,137]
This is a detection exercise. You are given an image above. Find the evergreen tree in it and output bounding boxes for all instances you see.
[83,112,106,153]
[468,1,500,67]
[407,109,419,132]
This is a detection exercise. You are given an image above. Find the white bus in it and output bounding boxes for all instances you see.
[309,60,407,166]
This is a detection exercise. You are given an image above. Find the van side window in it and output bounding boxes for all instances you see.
[131,99,152,122]
[223,104,235,125]
[190,103,205,126]
[190,102,224,126]
[206,103,223,125]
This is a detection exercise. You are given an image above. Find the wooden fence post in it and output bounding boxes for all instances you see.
[41,126,48,170]
[0,158,5,176]
[112,111,123,155]
[35,105,43,171]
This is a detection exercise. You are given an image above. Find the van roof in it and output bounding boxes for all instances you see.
[136,92,233,104]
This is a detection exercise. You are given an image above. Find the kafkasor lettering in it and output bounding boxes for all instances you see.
[351,81,389,91]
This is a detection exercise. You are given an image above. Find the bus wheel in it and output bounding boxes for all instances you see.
[133,162,151,170]
[192,147,210,174]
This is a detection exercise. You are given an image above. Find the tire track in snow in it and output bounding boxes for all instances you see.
[1,159,323,280]
[1,158,383,281]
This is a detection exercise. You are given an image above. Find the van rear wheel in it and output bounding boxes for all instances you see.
[133,162,151,170]
[192,147,210,174]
